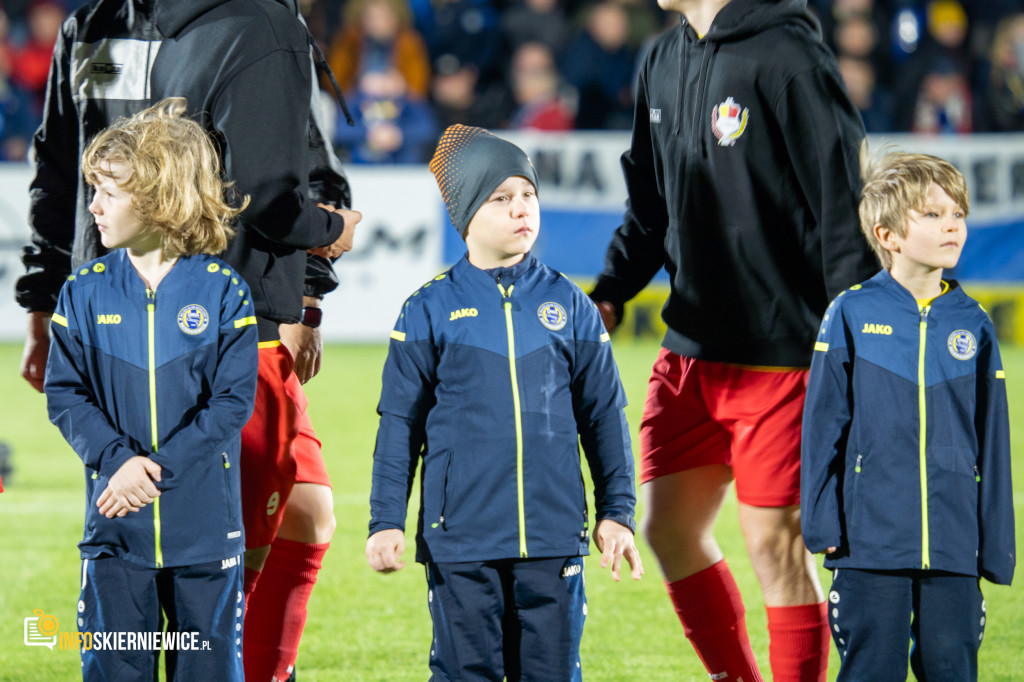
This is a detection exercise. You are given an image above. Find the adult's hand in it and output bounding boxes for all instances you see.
[20,312,52,392]
[310,206,362,259]
[596,301,619,334]
[279,314,322,384]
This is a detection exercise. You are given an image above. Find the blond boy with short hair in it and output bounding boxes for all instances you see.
[801,151,1015,681]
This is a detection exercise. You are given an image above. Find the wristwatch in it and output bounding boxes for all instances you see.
[300,306,322,328]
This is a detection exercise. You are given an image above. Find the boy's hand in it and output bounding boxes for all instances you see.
[594,519,644,581]
[97,456,162,518]
[366,528,406,573]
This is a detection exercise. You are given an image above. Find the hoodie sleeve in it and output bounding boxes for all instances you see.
[974,323,1015,586]
[571,290,636,533]
[17,22,78,313]
[45,282,139,478]
[800,297,854,554]
[774,63,878,300]
[369,297,437,535]
[208,45,346,251]
[590,60,669,312]
[147,282,258,487]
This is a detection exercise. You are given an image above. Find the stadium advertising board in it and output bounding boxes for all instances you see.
[0,132,1022,341]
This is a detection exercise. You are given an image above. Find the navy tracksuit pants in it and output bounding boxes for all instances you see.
[828,568,986,682]
[78,555,244,681]
[426,556,586,681]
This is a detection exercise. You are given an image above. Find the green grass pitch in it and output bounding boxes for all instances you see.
[0,339,1020,681]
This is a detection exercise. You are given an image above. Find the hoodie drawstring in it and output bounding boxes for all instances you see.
[308,34,355,126]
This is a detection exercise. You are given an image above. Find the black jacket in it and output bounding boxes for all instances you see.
[591,0,877,367]
[18,0,348,334]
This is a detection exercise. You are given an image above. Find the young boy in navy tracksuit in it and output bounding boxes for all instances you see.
[366,124,643,681]
[45,99,257,681]
[801,151,1015,681]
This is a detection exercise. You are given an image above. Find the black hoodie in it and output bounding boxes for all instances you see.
[18,0,347,335]
[591,0,877,367]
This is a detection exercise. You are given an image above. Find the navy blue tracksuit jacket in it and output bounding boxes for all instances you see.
[801,270,1015,586]
[46,251,258,568]
[370,254,636,564]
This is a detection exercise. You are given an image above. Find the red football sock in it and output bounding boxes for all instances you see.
[243,538,328,681]
[666,560,763,682]
[765,602,829,682]
[243,567,261,610]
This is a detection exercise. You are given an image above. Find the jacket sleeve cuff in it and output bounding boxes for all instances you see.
[97,444,140,480]
[597,512,636,534]
[368,520,405,537]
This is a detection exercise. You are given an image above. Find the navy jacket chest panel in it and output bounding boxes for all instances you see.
[75,266,228,369]
[847,299,980,386]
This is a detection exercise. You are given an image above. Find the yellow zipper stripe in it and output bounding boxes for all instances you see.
[147,293,163,568]
[918,309,929,569]
[499,283,528,558]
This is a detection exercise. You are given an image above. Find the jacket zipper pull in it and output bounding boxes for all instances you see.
[222,452,230,469]
[855,454,862,473]
[974,465,980,483]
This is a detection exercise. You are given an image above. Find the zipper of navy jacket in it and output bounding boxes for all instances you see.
[917,305,930,570]
[497,281,528,558]
[147,288,163,568]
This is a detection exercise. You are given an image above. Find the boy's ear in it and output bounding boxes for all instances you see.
[874,223,900,255]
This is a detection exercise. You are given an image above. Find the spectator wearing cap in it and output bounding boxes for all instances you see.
[895,0,975,132]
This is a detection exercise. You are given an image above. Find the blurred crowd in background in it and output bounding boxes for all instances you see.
[1,0,1023,165]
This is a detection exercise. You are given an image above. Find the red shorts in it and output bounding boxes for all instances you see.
[240,344,330,549]
[287,372,330,487]
[639,348,807,507]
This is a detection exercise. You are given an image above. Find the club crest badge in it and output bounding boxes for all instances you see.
[711,96,749,146]
[178,304,209,335]
[947,330,977,360]
[537,302,567,331]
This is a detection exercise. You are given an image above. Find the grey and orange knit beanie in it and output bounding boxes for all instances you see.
[429,124,539,239]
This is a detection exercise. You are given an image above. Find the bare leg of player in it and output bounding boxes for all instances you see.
[739,503,829,682]
[642,465,764,682]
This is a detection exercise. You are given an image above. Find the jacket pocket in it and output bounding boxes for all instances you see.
[425,450,453,532]
[846,453,864,536]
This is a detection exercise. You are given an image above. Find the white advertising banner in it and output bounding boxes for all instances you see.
[320,166,443,341]
[1,132,1023,341]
